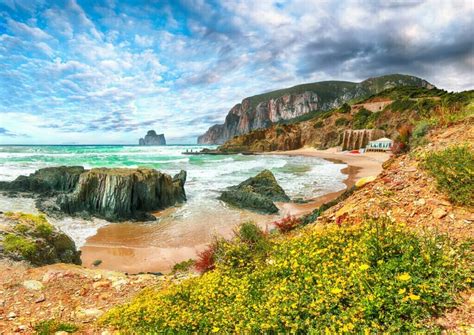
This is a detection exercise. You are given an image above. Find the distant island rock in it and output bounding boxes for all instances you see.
[139,130,166,146]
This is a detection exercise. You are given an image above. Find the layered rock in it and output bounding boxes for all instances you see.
[219,170,289,214]
[198,74,433,144]
[59,168,186,221]
[0,166,187,221]
[139,130,166,146]
[341,129,385,151]
[0,212,81,266]
[0,166,85,194]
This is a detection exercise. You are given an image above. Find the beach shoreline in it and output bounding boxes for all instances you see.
[272,147,391,217]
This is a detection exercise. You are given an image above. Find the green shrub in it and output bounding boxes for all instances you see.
[410,120,431,147]
[34,319,78,334]
[339,103,351,113]
[172,259,196,273]
[387,98,417,112]
[3,234,37,258]
[352,108,372,129]
[103,217,472,333]
[35,222,53,238]
[313,120,324,128]
[424,145,474,206]
[335,117,349,126]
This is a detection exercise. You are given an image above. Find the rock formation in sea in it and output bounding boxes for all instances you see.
[59,168,186,221]
[341,129,386,151]
[0,166,85,195]
[198,74,433,144]
[0,166,187,221]
[139,130,166,146]
[219,170,289,214]
[0,212,81,266]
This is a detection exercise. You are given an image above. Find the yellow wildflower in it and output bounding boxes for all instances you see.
[212,326,220,332]
[409,294,420,301]
[398,288,406,294]
[397,273,411,281]
[331,288,342,294]
[359,264,370,271]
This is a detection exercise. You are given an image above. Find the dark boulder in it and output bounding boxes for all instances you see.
[219,170,289,214]
[59,168,187,221]
[0,166,84,195]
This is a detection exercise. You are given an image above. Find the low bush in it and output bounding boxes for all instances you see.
[194,242,219,274]
[352,108,371,129]
[411,120,431,147]
[172,259,196,273]
[3,234,37,258]
[338,103,351,113]
[423,145,474,207]
[392,124,412,155]
[34,319,78,334]
[103,217,472,333]
[273,216,301,233]
[313,120,324,128]
[335,117,349,126]
[387,98,417,112]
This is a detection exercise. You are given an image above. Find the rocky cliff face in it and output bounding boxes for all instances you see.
[139,130,166,146]
[59,168,186,221]
[198,74,433,144]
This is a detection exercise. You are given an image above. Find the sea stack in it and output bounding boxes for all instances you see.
[139,130,166,146]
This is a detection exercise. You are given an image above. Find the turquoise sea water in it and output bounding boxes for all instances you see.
[0,145,347,246]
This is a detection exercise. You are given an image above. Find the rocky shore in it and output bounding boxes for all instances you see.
[0,167,187,221]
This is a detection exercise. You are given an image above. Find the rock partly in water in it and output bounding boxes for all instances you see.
[59,168,186,221]
[0,166,84,195]
[219,170,289,214]
[139,130,166,146]
[0,212,81,266]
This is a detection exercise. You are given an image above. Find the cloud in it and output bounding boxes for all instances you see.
[0,0,472,145]
[0,127,21,137]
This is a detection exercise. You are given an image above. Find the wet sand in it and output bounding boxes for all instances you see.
[81,148,391,274]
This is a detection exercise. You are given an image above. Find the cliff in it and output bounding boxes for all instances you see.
[198,74,433,144]
[217,86,452,153]
[139,130,166,146]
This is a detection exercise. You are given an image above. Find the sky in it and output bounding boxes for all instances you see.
[0,0,473,144]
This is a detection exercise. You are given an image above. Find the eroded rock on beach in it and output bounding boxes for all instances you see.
[219,169,288,214]
[0,166,187,221]
[59,168,187,221]
[0,166,85,195]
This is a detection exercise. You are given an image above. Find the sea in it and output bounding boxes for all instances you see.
[0,145,347,271]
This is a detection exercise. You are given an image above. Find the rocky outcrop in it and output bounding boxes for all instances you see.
[139,130,166,146]
[59,168,186,221]
[198,74,433,144]
[0,166,84,194]
[0,212,81,266]
[0,167,187,222]
[341,129,386,151]
[219,170,289,214]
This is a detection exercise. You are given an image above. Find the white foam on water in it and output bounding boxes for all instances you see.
[0,145,347,247]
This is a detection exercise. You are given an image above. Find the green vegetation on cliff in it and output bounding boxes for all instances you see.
[103,217,471,333]
[423,145,474,207]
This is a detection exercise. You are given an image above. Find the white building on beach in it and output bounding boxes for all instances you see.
[366,138,393,152]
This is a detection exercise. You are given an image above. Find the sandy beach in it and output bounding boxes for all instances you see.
[272,147,391,217]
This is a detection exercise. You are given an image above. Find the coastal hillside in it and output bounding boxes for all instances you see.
[0,87,472,333]
[198,74,433,144]
[218,86,472,153]
[103,106,473,333]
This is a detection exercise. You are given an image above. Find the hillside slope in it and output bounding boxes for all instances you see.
[198,74,433,144]
[218,87,472,153]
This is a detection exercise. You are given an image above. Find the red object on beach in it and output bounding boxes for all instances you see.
[350,150,360,154]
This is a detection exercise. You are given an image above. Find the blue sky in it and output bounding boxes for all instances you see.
[0,0,473,144]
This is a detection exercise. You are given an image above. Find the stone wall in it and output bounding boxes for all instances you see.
[341,129,386,151]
